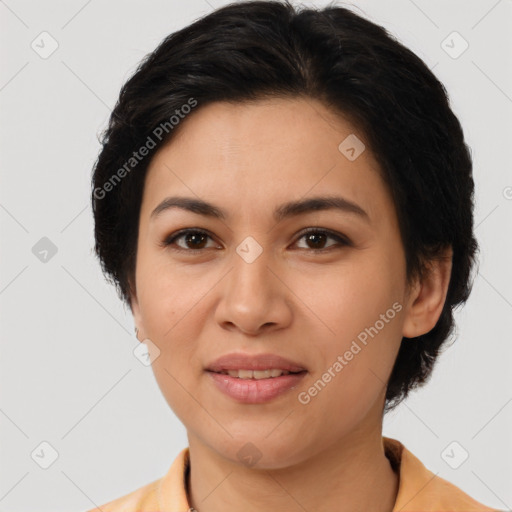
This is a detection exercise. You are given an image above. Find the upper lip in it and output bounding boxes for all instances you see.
[206,353,307,373]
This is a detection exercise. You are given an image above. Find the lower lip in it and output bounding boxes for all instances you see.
[206,371,307,404]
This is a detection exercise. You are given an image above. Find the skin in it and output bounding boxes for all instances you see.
[130,97,453,512]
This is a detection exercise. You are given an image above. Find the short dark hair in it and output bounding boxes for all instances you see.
[91,0,478,412]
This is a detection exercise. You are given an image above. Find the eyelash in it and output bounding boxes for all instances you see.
[160,227,352,254]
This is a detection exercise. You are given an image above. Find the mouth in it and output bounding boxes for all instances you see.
[204,352,308,403]
[205,352,307,374]
[207,368,306,379]
[206,369,307,404]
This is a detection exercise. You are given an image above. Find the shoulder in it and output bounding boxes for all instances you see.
[85,478,161,512]
[401,460,501,512]
[384,437,501,511]
[84,447,191,512]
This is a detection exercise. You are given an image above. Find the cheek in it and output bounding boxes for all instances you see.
[141,270,203,420]
[303,254,404,344]
[297,254,404,398]
[136,253,203,337]
[296,304,402,440]
[136,262,202,394]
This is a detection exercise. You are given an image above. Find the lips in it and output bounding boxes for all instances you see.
[205,353,308,403]
[205,352,307,374]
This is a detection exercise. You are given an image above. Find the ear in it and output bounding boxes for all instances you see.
[129,279,145,343]
[402,246,453,339]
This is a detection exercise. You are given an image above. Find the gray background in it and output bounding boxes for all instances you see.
[0,0,511,510]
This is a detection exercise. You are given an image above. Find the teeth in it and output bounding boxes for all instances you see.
[225,369,291,379]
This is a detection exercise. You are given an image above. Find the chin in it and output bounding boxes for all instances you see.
[207,435,312,470]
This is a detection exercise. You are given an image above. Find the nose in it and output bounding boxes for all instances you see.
[214,247,293,336]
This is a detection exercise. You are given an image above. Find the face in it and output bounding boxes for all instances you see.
[131,97,419,468]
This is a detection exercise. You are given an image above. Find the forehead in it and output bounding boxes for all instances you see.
[141,97,391,224]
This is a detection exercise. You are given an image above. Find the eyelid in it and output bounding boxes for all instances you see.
[160,227,220,251]
[294,227,352,248]
[161,226,352,252]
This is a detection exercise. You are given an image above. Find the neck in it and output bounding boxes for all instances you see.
[186,428,399,512]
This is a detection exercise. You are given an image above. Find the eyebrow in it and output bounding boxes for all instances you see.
[150,195,370,223]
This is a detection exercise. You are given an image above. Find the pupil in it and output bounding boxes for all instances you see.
[186,232,206,248]
[307,233,326,249]
[183,232,327,250]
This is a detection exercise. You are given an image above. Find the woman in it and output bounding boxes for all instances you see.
[89,1,499,510]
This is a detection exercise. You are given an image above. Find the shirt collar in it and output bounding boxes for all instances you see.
[156,437,494,511]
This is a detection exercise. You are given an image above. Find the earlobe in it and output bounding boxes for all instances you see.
[402,247,453,339]
[129,283,145,343]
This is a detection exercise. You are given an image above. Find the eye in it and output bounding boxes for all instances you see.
[294,228,352,252]
[161,227,352,253]
[161,229,218,252]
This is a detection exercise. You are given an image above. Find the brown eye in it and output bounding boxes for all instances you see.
[295,229,351,251]
[304,232,329,249]
[161,227,351,254]
[162,229,216,251]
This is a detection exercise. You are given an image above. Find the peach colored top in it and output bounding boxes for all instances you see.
[88,437,499,511]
